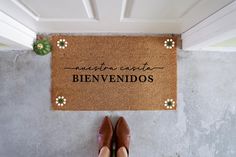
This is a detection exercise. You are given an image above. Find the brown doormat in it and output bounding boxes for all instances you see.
[51,35,177,110]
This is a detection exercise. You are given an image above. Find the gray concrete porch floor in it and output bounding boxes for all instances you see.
[0,50,235,157]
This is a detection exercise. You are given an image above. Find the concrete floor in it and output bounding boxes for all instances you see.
[0,50,235,157]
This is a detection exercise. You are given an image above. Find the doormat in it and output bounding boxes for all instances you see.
[51,35,177,110]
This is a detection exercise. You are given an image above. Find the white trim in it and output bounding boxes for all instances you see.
[120,0,128,21]
[0,11,36,50]
[120,0,204,24]
[82,0,97,20]
[11,0,97,22]
[0,12,35,38]
[11,0,39,21]
[120,18,180,23]
[120,0,181,23]
[182,1,236,52]
[38,18,98,22]
[6,0,233,34]
[180,0,234,32]
[178,0,202,18]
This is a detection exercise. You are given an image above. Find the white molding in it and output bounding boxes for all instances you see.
[180,0,234,32]
[178,0,202,18]
[0,11,36,50]
[120,18,180,23]
[38,18,98,22]
[120,0,128,21]
[11,0,98,22]
[82,0,97,20]
[182,1,236,51]
[120,0,199,23]
[120,0,180,23]
[11,0,39,21]
[5,0,233,34]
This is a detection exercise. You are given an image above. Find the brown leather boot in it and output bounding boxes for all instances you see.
[97,116,113,154]
[115,117,131,154]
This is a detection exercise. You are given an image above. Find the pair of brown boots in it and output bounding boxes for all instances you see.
[98,116,130,155]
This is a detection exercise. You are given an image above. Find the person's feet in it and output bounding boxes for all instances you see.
[117,147,128,157]
[98,116,113,153]
[115,117,131,155]
[97,116,130,157]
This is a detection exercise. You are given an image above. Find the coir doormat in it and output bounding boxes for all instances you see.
[51,35,177,110]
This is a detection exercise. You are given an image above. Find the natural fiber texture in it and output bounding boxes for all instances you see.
[51,35,177,110]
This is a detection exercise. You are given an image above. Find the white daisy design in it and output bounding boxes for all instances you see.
[164,99,175,109]
[56,96,66,106]
[164,39,175,49]
[57,39,68,49]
